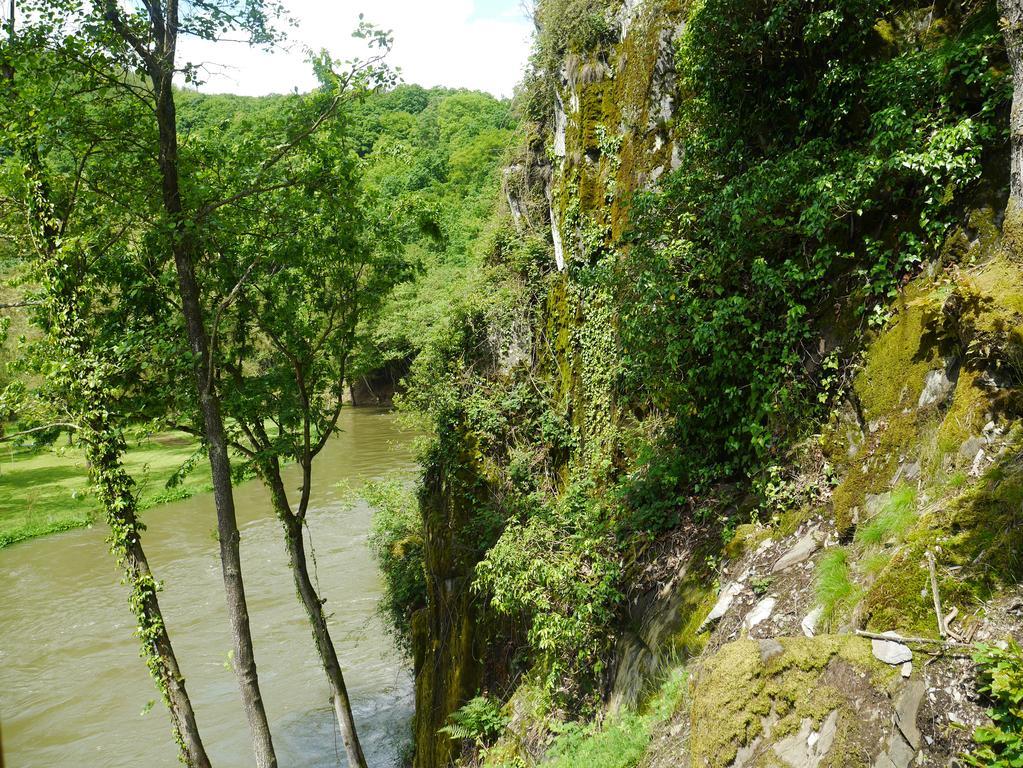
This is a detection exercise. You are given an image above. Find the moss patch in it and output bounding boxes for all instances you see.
[824,279,950,535]
[818,228,1023,634]
[829,410,919,536]
[958,256,1023,336]
[855,286,945,421]
[669,564,719,660]
[935,368,988,457]
[861,437,1023,634]
[687,636,896,768]
[825,241,1023,535]
[724,521,774,561]
[938,453,1023,589]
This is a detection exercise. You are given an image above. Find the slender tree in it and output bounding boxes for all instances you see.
[72,3,289,763]
[37,242,213,768]
[172,50,401,768]
[10,4,398,764]
[0,9,210,764]
[6,1,283,761]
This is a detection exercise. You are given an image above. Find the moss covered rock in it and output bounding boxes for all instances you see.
[826,227,1023,538]
[685,636,903,768]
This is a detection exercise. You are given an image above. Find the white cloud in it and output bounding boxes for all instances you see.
[178,0,534,98]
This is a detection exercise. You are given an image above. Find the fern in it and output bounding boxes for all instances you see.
[439,695,508,747]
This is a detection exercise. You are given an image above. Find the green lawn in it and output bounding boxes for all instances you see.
[0,432,211,547]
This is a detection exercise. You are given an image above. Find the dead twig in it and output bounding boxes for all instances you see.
[927,550,947,639]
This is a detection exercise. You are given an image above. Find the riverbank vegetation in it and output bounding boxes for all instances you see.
[0,85,515,549]
[0,431,208,547]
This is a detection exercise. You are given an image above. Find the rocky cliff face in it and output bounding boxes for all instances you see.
[411,428,516,768]
[410,8,692,762]
[409,2,1023,766]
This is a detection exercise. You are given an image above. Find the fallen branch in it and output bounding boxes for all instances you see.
[854,629,970,648]
[944,606,961,641]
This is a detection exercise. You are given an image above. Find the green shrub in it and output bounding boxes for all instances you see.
[750,576,773,597]
[542,668,687,768]
[617,0,1009,495]
[365,478,426,657]
[543,715,650,768]
[966,639,1023,768]
[475,479,621,704]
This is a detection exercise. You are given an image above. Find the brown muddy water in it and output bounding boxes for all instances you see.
[0,407,417,767]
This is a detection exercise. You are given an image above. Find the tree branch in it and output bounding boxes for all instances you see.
[197,179,299,220]
[0,422,79,442]
[207,257,260,391]
[167,421,257,460]
[99,0,156,72]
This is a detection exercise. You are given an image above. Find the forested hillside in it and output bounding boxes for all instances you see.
[353,86,516,392]
[377,1,1023,767]
[0,82,513,544]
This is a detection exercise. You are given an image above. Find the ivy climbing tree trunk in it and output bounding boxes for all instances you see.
[47,286,213,768]
[39,223,213,768]
[80,402,212,768]
[1000,0,1023,221]
[3,9,211,762]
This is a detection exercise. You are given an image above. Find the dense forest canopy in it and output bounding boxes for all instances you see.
[0,82,515,447]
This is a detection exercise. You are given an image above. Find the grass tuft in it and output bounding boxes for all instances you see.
[815,548,859,628]
[855,484,917,547]
[860,552,890,578]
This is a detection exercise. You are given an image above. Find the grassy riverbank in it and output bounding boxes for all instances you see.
[0,432,209,548]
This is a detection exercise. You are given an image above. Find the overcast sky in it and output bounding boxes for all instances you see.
[177,0,534,98]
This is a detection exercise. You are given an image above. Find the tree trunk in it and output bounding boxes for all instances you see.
[31,194,211,768]
[1002,0,1023,201]
[84,423,212,768]
[11,28,211,758]
[149,52,278,768]
[266,471,368,768]
[1001,0,1023,253]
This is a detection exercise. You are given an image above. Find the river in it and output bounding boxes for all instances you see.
[0,407,416,767]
